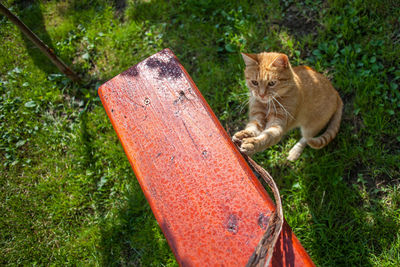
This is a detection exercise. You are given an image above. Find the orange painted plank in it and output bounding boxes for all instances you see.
[98,49,315,266]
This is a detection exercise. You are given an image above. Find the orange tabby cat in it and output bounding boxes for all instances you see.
[233,52,343,161]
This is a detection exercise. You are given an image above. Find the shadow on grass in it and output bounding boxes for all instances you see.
[98,187,148,266]
[97,178,176,266]
[14,0,58,74]
[58,0,127,24]
[79,106,144,265]
[13,0,128,78]
[78,101,176,265]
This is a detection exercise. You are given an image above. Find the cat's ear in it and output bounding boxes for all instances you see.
[272,54,289,69]
[241,53,258,66]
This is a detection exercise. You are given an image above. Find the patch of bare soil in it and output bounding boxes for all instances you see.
[273,1,325,38]
[114,0,127,18]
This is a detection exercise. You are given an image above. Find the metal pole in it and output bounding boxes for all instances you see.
[0,3,81,83]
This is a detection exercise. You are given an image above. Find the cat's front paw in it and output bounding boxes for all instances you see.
[239,137,260,155]
[232,129,256,145]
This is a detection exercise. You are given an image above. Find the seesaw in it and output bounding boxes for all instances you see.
[98,49,314,266]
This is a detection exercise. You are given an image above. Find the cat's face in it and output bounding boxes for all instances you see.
[242,52,293,104]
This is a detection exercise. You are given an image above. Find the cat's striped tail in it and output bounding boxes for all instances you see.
[307,96,343,149]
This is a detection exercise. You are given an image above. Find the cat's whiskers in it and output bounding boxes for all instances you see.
[266,97,272,116]
[271,97,278,116]
[238,98,250,114]
[237,92,251,96]
[233,91,251,114]
[265,95,276,116]
[271,95,294,121]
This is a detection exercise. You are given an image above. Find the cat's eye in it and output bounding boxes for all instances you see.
[251,80,259,86]
[268,80,276,87]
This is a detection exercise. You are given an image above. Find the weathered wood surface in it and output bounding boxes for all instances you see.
[98,49,315,266]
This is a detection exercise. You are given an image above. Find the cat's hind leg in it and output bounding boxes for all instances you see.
[287,125,324,161]
[287,138,307,161]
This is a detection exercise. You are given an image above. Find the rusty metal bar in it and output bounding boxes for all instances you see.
[0,3,81,83]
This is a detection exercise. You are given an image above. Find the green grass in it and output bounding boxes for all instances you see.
[1,0,399,266]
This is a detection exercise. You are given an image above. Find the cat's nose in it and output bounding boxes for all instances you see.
[259,88,267,98]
